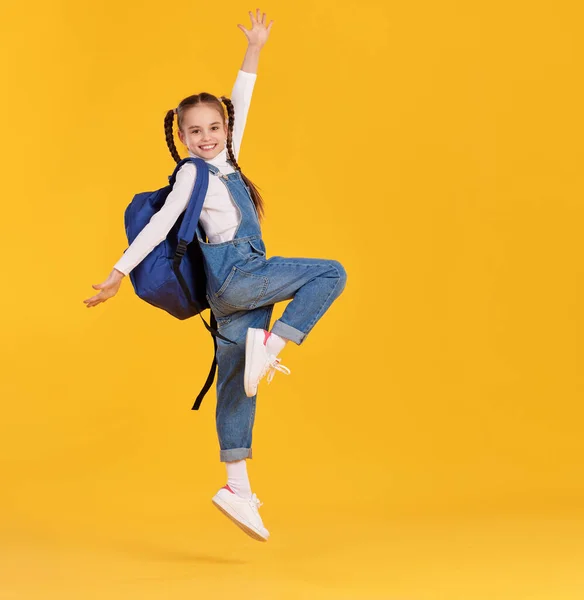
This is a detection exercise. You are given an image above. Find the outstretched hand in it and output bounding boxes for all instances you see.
[83,269,125,308]
[237,8,274,48]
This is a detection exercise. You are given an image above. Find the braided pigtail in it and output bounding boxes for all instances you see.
[164,109,181,163]
[220,96,265,220]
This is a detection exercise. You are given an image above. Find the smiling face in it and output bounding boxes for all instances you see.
[177,104,228,160]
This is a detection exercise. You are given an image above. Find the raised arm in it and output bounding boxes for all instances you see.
[229,70,257,162]
[230,9,274,160]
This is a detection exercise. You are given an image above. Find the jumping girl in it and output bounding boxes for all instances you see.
[83,9,347,542]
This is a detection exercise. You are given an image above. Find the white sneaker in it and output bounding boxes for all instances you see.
[212,485,270,542]
[244,328,291,397]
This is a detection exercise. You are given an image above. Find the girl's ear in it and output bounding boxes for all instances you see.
[177,129,184,145]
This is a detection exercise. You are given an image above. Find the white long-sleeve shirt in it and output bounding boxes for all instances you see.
[113,69,257,276]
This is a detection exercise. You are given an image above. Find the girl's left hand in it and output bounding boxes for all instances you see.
[237,8,274,48]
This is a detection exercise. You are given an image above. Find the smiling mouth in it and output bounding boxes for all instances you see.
[199,144,217,151]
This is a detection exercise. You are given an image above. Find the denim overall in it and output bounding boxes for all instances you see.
[196,162,347,462]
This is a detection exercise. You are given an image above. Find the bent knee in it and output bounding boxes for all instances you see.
[329,259,348,289]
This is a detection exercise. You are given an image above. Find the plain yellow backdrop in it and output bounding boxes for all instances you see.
[0,0,583,598]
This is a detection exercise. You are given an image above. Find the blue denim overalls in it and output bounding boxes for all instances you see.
[196,162,347,462]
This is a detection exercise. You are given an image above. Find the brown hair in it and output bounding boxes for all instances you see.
[164,93,265,220]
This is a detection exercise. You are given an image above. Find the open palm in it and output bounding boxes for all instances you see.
[238,8,274,47]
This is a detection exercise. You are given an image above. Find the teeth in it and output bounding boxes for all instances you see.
[200,144,216,150]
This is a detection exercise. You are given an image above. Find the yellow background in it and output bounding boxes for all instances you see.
[0,0,583,598]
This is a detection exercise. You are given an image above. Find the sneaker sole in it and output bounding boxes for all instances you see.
[212,495,269,542]
[243,328,259,397]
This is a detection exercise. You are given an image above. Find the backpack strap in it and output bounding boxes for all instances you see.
[191,311,219,410]
[169,157,236,344]
[173,157,210,245]
[167,159,237,410]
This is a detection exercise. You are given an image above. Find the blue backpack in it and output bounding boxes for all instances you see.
[123,157,235,410]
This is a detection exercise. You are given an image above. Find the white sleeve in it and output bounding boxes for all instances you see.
[230,69,257,161]
[113,162,197,276]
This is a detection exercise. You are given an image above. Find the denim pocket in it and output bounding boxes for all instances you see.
[212,266,269,310]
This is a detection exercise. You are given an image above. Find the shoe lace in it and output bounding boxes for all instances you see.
[250,493,263,512]
[262,355,291,385]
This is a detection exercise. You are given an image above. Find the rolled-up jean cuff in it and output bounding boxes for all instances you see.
[271,319,306,345]
[220,447,253,462]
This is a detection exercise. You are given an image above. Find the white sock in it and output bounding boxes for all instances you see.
[266,330,288,357]
[225,459,252,499]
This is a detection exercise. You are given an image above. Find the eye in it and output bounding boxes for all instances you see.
[212,126,219,130]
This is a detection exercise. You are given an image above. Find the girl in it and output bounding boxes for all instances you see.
[83,9,347,542]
